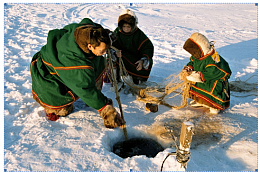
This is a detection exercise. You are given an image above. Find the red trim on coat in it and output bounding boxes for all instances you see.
[198,49,214,61]
[210,80,218,94]
[187,65,194,70]
[32,90,78,110]
[200,72,205,82]
[96,67,106,82]
[42,58,94,71]
[68,91,76,101]
[127,70,149,78]
[205,64,231,76]
[121,55,151,71]
[30,58,38,79]
[191,85,230,103]
[138,38,149,50]
[142,54,151,68]
[190,90,225,110]
[97,101,109,113]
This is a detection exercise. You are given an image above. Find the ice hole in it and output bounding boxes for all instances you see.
[112,137,164,158]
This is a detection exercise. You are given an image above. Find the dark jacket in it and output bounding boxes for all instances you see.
[112,27,154,79]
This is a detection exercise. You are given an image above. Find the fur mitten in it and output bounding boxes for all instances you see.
[140,57,149,69]
[179,66,193,80]
[186,71,204,83]
[99,105,125,128]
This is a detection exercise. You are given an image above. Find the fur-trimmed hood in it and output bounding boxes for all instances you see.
[183,32,214,59]
[74,25,94,54]
[118,9,138,32]
[74,25,111,54]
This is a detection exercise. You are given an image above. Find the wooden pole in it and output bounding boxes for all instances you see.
[177,121,194,171]
[179,122,194,150]
[108,49,128,140]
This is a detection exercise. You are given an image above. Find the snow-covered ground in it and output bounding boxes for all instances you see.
[4,3,258,171]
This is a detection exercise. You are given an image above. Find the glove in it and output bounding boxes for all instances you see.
[179,66,193,80]
[135,57,149,71]
[183,66,193,72]
[186,71,204,83]
[121,75,134,85]
[109,48,117,63]
[108,31,117,43]
[99,104,125,128]
[141,57,149,69]
[107,98,113,106]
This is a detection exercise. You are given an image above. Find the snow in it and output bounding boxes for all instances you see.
[3,3,258,171]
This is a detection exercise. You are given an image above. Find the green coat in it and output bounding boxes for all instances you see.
[112,27,154,79]
[30,18,108,110]
[187,53,232,110]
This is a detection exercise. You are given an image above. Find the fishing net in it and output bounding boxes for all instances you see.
[229,75,257,93]
[109,47,258,109]
[109,46,193,109]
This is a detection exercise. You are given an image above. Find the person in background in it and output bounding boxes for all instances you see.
[30,18,125,128]
[111,9,154,87]
[180,32,232,114]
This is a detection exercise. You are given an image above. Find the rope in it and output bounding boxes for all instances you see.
[108,48,128,140]
[160,152,176,171]
[229,75,257,93]
[111,46,147,90]
[160,122,191,171]
[110,46,191,110]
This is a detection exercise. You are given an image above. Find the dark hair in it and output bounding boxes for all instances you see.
[89,28,111,48]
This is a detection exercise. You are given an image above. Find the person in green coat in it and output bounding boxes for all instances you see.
[180,32,232,114]
[112,9,154,85]
[30,18,125,128]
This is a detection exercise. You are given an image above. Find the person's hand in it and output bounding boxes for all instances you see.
[135,60,144,71]
[99,104,125,128]
[179,70,189,80]
[186,71,204,83]
[179,66,193,80]
[114,112,125,127]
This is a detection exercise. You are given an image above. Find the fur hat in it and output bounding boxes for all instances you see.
[183,32,213,59]
[118,9,138,32]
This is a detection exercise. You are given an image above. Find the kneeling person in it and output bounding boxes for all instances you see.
[30,18,125,128]
[181,32,232,114]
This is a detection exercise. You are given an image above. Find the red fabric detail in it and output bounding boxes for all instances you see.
[103,72,111,83]
[187,65,194,71]
[200,72,205,82]
[46,113,59,121]
[98,102,109,113]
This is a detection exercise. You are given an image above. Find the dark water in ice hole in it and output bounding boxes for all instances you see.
[112,138,164,158]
